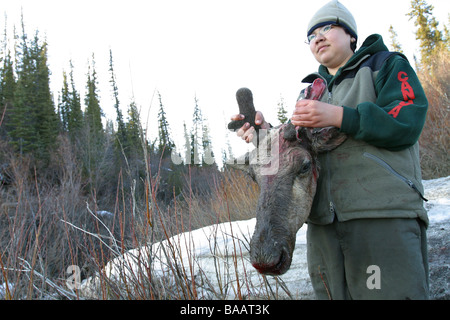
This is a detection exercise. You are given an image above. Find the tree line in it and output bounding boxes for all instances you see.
[0,14,223,206]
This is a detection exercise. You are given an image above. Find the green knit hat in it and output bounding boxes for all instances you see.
[307,0,358,40]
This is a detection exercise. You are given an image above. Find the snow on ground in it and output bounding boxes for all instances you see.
[80,176,450,300]
[423,176,450,222]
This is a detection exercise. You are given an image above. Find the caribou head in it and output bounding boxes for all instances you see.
[228,80,346,275]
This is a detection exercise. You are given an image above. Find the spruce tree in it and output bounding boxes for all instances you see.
[407,0,445,66]
[59,71,70,132]
[277,95,288,124]
[84,55,103,136]
[223,127,234,167]
[33,38,58,159]
[157,91,174,157]
[190,96,203,166]
[182,121,191,165]
[201,116,215,166]
[108,49,126,148]
[9,22,58,159]
[0,48,15,138]
[388,25,404,54]
[9,17,36,154]
[82,54,105,191]
[125,99,143,153]
[68,60,83,136]
[58,61,83,140]
[9,76,34,154]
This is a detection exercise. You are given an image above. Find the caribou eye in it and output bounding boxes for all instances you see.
[299,160,311,174]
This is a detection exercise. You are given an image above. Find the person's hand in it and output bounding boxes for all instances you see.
[291,99,343,128]
[231,111,270,144]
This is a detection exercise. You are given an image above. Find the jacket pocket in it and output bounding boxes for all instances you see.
[363,152,428,201]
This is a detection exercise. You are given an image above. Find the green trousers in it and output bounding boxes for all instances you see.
[307,218,429,300]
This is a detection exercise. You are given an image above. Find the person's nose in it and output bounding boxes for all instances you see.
[314,33,326,44]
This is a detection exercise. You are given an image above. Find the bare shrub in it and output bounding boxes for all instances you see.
[176,168,258,232]
[418,48,450,179]
[0,138,135,299]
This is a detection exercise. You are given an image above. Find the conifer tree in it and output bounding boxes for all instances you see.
[407,0,445,66]
[190,96,202,166]
[124,99,145,193]
[201,116,215,166]
[82,54,105,191]
[182,121,191,165]
[125,99,143,153]
[157,91,174,157]
[59,71,70,132]
[388,25,404,54]
[109,49,127,147]
[9,16,36,154]
[9,76,34,154]
[0,46,15,139]
[277,95,288,124]
[9,20,58,159]
[33,38,59,158]
[58,62,83,138]
[222,126,234,167]
[67,60,83,136]
[84,54,103,136]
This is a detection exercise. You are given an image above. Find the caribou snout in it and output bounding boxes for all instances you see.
[249,226,294,276]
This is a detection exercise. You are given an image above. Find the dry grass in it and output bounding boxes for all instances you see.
[0,140,132,299]
[0,134,275,299]
[177,168,259,230]
[417,48,450,179]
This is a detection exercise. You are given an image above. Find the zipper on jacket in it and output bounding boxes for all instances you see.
[363,152,428,201]
[327,91,333,104]
[326,152,337,215]
[329,201,335,215]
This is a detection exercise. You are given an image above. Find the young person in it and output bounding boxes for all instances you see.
[231,0,429,299]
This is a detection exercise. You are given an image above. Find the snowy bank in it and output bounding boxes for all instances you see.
[79,176,450,300]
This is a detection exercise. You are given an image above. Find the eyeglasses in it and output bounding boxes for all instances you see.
[305,24,337,45]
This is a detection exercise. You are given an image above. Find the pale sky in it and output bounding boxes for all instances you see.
[2,0,449,164]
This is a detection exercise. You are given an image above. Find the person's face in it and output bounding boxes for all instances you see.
[309,25,354,74]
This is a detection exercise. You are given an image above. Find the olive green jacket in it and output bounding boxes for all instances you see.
[306,34,429,225]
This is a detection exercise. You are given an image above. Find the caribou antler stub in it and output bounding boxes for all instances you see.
[227,88,261,131]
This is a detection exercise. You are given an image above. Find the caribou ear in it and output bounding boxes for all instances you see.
[283,123,314,146]
[311,127,347,152]
[283,122,297,141]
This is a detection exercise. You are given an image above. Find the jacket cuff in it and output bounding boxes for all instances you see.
[340,106,360,135]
